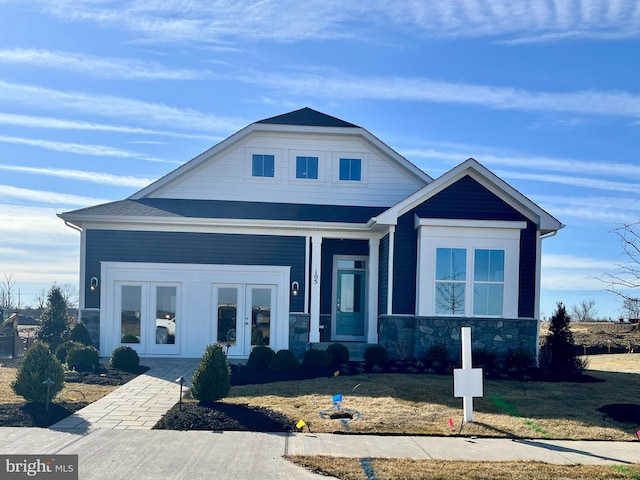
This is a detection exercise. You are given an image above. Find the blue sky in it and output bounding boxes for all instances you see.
[0,0,639,319]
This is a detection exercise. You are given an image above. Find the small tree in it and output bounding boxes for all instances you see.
[12,341,64,404]
[540,302,586,379]
[36,285,69,352]
[190,344,230,403]
[69,322,93,346]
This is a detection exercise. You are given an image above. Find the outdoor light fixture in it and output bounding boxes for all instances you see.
[291,281,300,297]
[90,277,99,291]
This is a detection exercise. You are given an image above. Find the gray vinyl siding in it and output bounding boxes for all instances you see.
[84,230,306,311]
[392,175,536,317]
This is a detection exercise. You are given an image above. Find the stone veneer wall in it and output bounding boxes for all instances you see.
[80,309,101,350]
[378,315,539,363]
[289,313,310,360]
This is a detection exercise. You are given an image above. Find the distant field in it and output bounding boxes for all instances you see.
[585,353,640,374]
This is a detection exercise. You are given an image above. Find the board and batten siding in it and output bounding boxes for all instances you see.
[148,132,425,207]
[392,175,537,318]
[84,230,306,311]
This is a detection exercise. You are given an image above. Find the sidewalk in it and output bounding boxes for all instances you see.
[0,429,639,480]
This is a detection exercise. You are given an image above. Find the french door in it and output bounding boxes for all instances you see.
[213,284,276,357]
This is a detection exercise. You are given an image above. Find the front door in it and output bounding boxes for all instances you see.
[213,284,275,357]
[333,257,367,341]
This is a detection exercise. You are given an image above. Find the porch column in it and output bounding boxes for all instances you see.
[368,237,380,344]
[309,234,322,343]
[387,226,395,315]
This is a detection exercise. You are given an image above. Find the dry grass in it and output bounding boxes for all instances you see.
[0,363,119,405]
[225,367,638,440]
[586,353,640,374]
[287,456,640,480]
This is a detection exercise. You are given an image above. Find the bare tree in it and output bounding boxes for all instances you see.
[571,299,597,322]
[0,274,16,309]
[604,222,640,305]
[34,288,46,311]
[58,283,79,309]
[621,297,640,321]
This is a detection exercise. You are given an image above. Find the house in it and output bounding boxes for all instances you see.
[59,107,563,361]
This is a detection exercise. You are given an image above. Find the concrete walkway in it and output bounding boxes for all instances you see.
[51,358,199,432]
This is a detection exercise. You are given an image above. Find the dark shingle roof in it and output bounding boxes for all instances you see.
[256,107,359,128]
[62,198,385,224]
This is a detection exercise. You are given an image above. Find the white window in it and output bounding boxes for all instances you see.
[415,219,526,318]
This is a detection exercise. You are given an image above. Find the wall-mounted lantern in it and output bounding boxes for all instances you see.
[291,281,300,297]
[90,277,99,292]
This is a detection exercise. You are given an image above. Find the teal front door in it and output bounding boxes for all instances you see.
[334,266,366,340]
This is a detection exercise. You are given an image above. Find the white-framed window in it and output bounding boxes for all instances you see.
[415,219,526,318]
[339,158,361,181]
[252,154,275,177]
[296,156,319,179]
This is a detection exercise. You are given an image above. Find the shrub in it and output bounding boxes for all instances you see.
[302,348,331,369]
[504,348,535,380]
[55,340,83,363]
[190,344,230,403]
[36,285,69,352]
[66,344,99,372]
[326,343,349,366]
[12,341,64,404]
[111,346,140,373]
[247,346,275,369]
[268,349,300,371]
[364,345,389,367]
[69,322,93,346]
[423,344,451,374]
[542,302,587,379]
[473,349,498,376]
[121,333,140,344]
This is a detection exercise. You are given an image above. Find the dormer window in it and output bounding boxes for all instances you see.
[339,158,361,181]
[252,154,275,177]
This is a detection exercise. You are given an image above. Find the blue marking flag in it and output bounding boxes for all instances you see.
[332,394,343,403]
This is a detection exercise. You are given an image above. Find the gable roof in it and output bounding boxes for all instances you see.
[129,107,432,199]
[256,107,359,128]
[373,158,565,235]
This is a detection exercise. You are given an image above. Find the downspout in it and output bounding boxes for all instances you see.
[62,220,85,313]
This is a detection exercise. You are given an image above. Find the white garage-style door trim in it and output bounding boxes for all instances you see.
[100,262,291,358]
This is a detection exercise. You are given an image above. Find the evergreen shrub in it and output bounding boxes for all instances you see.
[111,346,140,373]
[12,341,65,404]
[190,344,230,403]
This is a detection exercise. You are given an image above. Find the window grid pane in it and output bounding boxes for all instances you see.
[296,156,318,179]
[435,248,466,315]
[252,154,275,177]
[473,249,505,316]
[339,158,361,181]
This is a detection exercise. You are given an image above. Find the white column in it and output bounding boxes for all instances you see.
[309,234,323,343]
[367,237,380,344]
[387,226,395,315]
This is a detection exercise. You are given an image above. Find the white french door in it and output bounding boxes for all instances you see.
[213,284,276,357]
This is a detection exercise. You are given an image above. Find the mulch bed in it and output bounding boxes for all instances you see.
[0,401,90,427]
[154,402,294,432]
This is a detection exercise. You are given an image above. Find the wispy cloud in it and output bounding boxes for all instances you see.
[0,113,219,141]
[23,0,640,44]
[0,164,153,188]
[0,185,108,207]
[248,71,640,118]
[0,48,210,79]
[0,135,178,163]
[542,253,616,290]
[0,80,244,133]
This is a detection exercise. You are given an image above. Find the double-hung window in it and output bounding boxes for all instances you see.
[435,248,467,315]
[473,249,505,316]
[296,156,318,179]
[252,154,275,177]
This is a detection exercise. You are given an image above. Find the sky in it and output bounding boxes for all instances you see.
[0,0,639,320]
